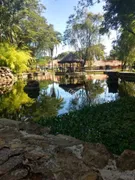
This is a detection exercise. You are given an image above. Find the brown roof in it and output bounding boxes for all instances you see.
[93,60,122,67]
[58,53,84,64]
[59,84,84,94]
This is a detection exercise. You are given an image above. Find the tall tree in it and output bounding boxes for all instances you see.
[80,0,135,69]
[111,29,135,69]
[0,0,61,55]
[101,0,135,36]
[80,0,135,36]
[64,10,103,66]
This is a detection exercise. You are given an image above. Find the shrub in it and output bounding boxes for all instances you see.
[0,43,32,73]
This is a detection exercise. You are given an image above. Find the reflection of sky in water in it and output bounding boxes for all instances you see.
[94,81,119,104]
[45,81,119,115]
[46,83,73,114]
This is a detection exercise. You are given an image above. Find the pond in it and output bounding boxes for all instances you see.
[0,73,135,121]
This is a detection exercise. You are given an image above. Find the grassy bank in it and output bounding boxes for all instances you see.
[39,97,135,154]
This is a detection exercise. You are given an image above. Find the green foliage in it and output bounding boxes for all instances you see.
[0,80,64,121]
[106,49,118,60]
[36,57,51,66]
[82,0,135,36]
[119,81,135,97]
[86,44,105,61]
[56,52,69,59]
[77,0,135,68]
[100,0,135,36]
[0,80,34,120]
[64,9,104,65]
[111,29,135,69]
[39,97,135,154]
[29,92,64,121]
[0,0,61,55]
[0,43,32,73]
[39,80,53,89]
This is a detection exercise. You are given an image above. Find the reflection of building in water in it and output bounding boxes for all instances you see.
[59,84,84,95]
[59,75,85,94]
[59,75,85,84]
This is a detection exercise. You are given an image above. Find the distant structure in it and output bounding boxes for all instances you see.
[58,53,84,73]
[92,60,122,70]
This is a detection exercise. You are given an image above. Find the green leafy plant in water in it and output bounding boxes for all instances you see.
[39,97,135,155]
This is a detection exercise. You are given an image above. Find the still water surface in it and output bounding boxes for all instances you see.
[0,74,134,120]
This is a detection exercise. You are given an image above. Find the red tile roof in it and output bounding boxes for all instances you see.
[93,60,122,67]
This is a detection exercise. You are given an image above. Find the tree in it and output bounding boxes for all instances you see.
[64,10,103,66]
[101,0,135,36]
[106,49,118,60]
[56,52,69,59]
[112,29,135,69]
[0,0,61,56]
[119,81,135,97]
[81,0,135,36]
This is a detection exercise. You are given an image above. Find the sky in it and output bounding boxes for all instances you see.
[42,0,117,56]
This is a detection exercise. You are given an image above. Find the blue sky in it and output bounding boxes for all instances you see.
[42,0,116,56]
[44,0,104,33]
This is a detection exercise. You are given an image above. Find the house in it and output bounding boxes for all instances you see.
[92,60,122,70]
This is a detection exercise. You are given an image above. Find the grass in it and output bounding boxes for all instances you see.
[38,97,135,155]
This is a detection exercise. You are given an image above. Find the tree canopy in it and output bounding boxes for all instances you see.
[0,0,61,56]
[80,0,135,36]
[81,0,135,69]
[64,9,104,65]
[0,0,61,73]
[101,0,135,36]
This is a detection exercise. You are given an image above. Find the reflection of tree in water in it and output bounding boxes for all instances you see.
[107,78,118,93]
[0,81,34,120]
[119,81,135,97]
[84,80,104,104]
[0,80,64,121]
[69,80,104,111]
[29,82,64,121]
[50,83,56,97]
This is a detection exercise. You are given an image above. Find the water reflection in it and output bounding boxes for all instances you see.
[107,77,118,93]
[0,74,135,120]
[0,80,64,121]
[0,81,34,120]
[24,92,64,121]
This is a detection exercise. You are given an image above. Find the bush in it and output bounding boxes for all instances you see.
[0,43,32,73]
[39,97,135,154]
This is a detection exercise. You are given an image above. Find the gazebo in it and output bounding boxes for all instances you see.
[58,53,84,73]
